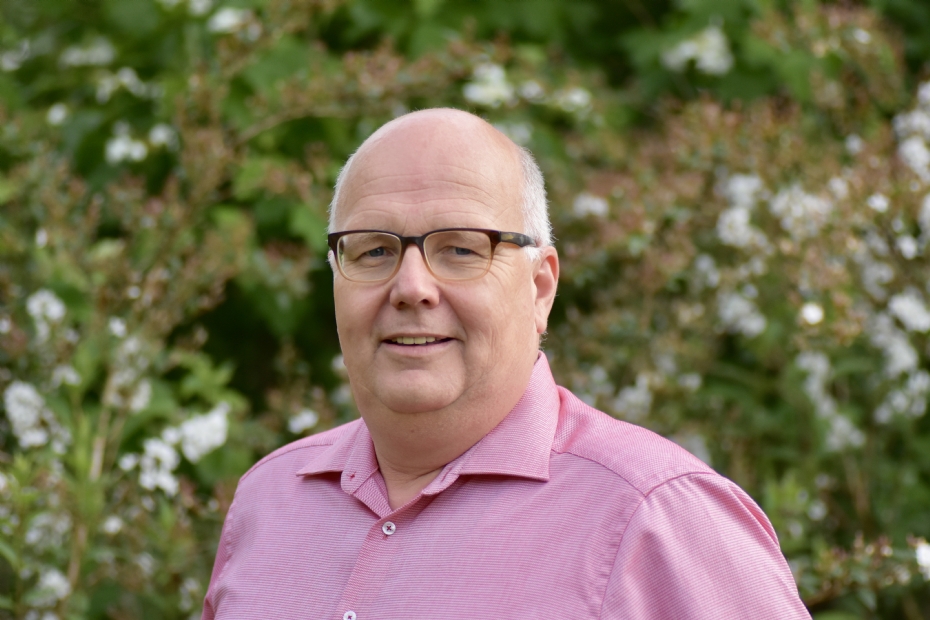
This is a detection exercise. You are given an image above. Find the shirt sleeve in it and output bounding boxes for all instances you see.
[600,472,812,619]
[202,496,237,620]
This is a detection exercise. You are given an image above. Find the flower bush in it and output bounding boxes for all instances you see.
[1,0,930,617]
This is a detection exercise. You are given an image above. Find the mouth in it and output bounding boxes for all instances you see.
[383,336,454,346]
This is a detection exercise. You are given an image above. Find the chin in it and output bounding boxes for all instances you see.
[373,375,461,414]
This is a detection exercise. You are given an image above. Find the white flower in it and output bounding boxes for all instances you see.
[104,336,152,409]
[875,370,930,423]
[108,317,127,338]
[207,7,252,33]
[870,313,919,377]
[889,289,930,332]
[118,453,139,471]
[895,109,930,141]
[611,374,652,421]
[128,379,152,413]
[96,68,159,104]
[519,80,544,102]
[288,409,319,433]
[717,207,763,248]
[553,87,592,113]
[800,302,824,325]
[101,515,123,535]
[33,568,71,607]
[179,577,201,611]
[572,192,608,218]
[897,235,919,259]
[1,40,30,72]
[177,402,230,462]
[138,438,180,495]
[797,352,837,419]
[769,185,832,240]
[59,37,115,67]
[105,128,148,165]
[825,413,865,451]
[662,25,734,76]
[148,123,178,149]
[51,365,81,388]
[723,174,764,210]
[828,176,849,200]
[27,289,66,324]
[845,134,864,154]
[852,28,871,44]
[899,136,930,182]
[916,539,930,580]
[46,104,68,126]
[4,381,45,435]
[463,63,515,108]
[677,373,702,392]
[693,254,720,289]
[2,381,67,450]
[867,193,889,213]
[188,0,213,15]
[918,80,930,109]
[0,316,10,333]
[717,290,767,337]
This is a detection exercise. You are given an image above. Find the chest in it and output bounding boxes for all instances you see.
[212,474,630,620]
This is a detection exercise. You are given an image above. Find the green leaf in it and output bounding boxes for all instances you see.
[0,539,18,569]
[289,206,328,254]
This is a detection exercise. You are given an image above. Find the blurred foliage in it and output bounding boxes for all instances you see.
[1,0,930,618]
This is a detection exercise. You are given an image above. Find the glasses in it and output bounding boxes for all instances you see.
[327,228,537,283]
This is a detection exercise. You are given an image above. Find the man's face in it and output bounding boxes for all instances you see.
[332,115,553,418]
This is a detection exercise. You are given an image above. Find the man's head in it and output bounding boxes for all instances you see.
[329,108,559,423]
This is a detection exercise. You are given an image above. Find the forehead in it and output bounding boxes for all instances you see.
[337,122,523,234]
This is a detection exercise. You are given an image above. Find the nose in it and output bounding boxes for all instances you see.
[388,244,441,308]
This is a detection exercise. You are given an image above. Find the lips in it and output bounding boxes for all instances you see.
[384,336,454,346]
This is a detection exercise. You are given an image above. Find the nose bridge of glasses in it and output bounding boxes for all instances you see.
[395,234,434,276]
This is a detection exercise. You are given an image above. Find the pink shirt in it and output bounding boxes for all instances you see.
[204,355,810,619]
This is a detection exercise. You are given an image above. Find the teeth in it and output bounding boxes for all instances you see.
[392,336,439,345]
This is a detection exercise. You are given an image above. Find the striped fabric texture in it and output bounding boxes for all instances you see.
[203,355,811,619]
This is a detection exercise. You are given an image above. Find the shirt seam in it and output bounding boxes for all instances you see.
[596,471,720,620]
[550,447,710,496]
[240,439,337,482]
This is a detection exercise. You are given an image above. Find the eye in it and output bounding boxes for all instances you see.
[366,247,387,257]
[452,246,473,256]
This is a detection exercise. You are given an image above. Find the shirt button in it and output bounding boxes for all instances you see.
[343,612,356,620]
[382,521,396,536]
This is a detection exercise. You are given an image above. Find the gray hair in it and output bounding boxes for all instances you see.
[328,145,552,256]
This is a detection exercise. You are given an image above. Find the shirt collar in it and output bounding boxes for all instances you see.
[295,353,561,494]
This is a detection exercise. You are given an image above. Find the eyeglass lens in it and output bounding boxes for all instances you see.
[336,230,493,282]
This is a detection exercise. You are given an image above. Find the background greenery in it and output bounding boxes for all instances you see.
[2,0,930,617]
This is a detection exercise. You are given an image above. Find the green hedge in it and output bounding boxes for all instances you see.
[1,0,930,617]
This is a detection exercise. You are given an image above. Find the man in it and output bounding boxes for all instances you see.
[203,109,810,619]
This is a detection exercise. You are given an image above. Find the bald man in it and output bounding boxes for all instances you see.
[203,109,810,620]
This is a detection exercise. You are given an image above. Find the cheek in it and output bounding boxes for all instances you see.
[334,287,378,346]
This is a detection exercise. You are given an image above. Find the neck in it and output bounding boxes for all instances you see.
[361,357,537,510]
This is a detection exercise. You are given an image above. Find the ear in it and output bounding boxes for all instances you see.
[532,246,560,335]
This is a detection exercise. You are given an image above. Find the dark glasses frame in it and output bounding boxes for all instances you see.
[327,228,537,282]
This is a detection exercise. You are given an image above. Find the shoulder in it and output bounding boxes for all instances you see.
[238,418,363,482]
[551,386,715,496]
